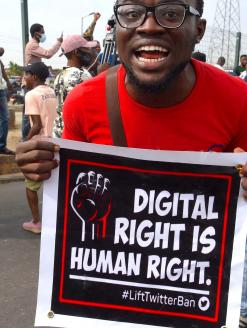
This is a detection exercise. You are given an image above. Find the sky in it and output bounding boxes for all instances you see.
[1,0,247,69]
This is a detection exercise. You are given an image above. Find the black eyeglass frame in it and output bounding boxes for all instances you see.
[113,3,201,29]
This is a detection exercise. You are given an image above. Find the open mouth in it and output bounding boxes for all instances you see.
[135,45,169,63]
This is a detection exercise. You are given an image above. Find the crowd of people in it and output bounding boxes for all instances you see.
[192,50,247,80]
[0,13,101,153]
[1,0,247,326]
[1,12,106,233]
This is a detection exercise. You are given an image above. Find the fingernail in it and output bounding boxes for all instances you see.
[236,164,243,176]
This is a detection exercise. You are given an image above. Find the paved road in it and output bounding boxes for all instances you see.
[0,180,47,328]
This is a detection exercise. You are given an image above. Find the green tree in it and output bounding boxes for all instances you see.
[7,61,22,76]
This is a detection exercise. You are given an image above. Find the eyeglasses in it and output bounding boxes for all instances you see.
[114,3,200,29]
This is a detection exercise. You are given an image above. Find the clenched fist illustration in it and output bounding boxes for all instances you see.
[70,171,112,241]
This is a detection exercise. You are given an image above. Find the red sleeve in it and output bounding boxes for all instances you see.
[232,96,247,151]
[222,78,247,152]
[62,84,87,142]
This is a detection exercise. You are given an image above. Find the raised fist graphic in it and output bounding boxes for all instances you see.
[70,171,112,241]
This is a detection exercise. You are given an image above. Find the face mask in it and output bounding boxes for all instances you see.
[39,33,46,43]
[77,51,93,68]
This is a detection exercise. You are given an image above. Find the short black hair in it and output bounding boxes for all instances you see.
[115,0,204,16]
[240,54,247,59]
[30,23,43,38]
[196,0,204,17]
[217,56,225,65]
[23,62,49,82]
[192,51,206,62]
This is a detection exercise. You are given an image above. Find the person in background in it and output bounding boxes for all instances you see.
[25,23,63,65]
[82,13,102,76]
[191,50,206,62]
[22,23,63,141]
[46,66,55,87]
[0,47,14,155]
[21,62,57,234]
[87,40,102,76]
[97,15,119,74]
[53,35,97,138]
[213,56,225,71]
[233,54,247,77]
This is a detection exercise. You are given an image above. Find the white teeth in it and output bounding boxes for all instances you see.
[137,45,168,52]
[135,45,169,63]
[138,57,166,63]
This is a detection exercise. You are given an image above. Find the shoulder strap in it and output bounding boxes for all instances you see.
[106,65,127,147]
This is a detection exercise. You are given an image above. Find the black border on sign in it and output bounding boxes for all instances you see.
[57,158,233,323]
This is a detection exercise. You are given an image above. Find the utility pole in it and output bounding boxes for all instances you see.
[21,0,29,65]
[208,0,240,69]
[235,32,242,68]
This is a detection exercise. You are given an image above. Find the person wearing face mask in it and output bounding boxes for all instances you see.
[53,35,97,138]
[24,23,63,65]
[22,24,63,141]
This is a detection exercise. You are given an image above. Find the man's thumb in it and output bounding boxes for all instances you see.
[234,147,245,153]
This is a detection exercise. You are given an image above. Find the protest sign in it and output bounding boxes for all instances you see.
[35,139,247,328]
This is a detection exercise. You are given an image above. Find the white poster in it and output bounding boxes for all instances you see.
[35,139,247,328]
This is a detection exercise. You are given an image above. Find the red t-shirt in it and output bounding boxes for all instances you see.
[62,59,247,152]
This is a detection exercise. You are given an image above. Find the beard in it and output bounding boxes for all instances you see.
[123,60,190,94]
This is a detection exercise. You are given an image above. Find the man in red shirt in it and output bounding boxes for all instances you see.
[15,0,247,322]
[15,0,247,207]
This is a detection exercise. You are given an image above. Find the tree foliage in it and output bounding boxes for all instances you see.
[7,61,22,76]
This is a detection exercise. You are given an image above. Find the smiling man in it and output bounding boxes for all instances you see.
[115,0,205,100]
[16,0,247,324]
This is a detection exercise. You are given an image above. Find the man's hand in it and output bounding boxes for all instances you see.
[93,12,101,22]
[16,138,59,181]
[242,165,247,197]
[234,147,247,198]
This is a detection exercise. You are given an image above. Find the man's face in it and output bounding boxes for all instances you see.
[23,72,35,88]
[116,0,205,92]
[35,27,45,39]
[75,47,94,67]
[240,56,247,68]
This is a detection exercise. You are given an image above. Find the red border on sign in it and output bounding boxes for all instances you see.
[58,159,232,323]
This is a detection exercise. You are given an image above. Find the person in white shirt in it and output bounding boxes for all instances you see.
[240,69,247,81]
[213,56,225,71]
